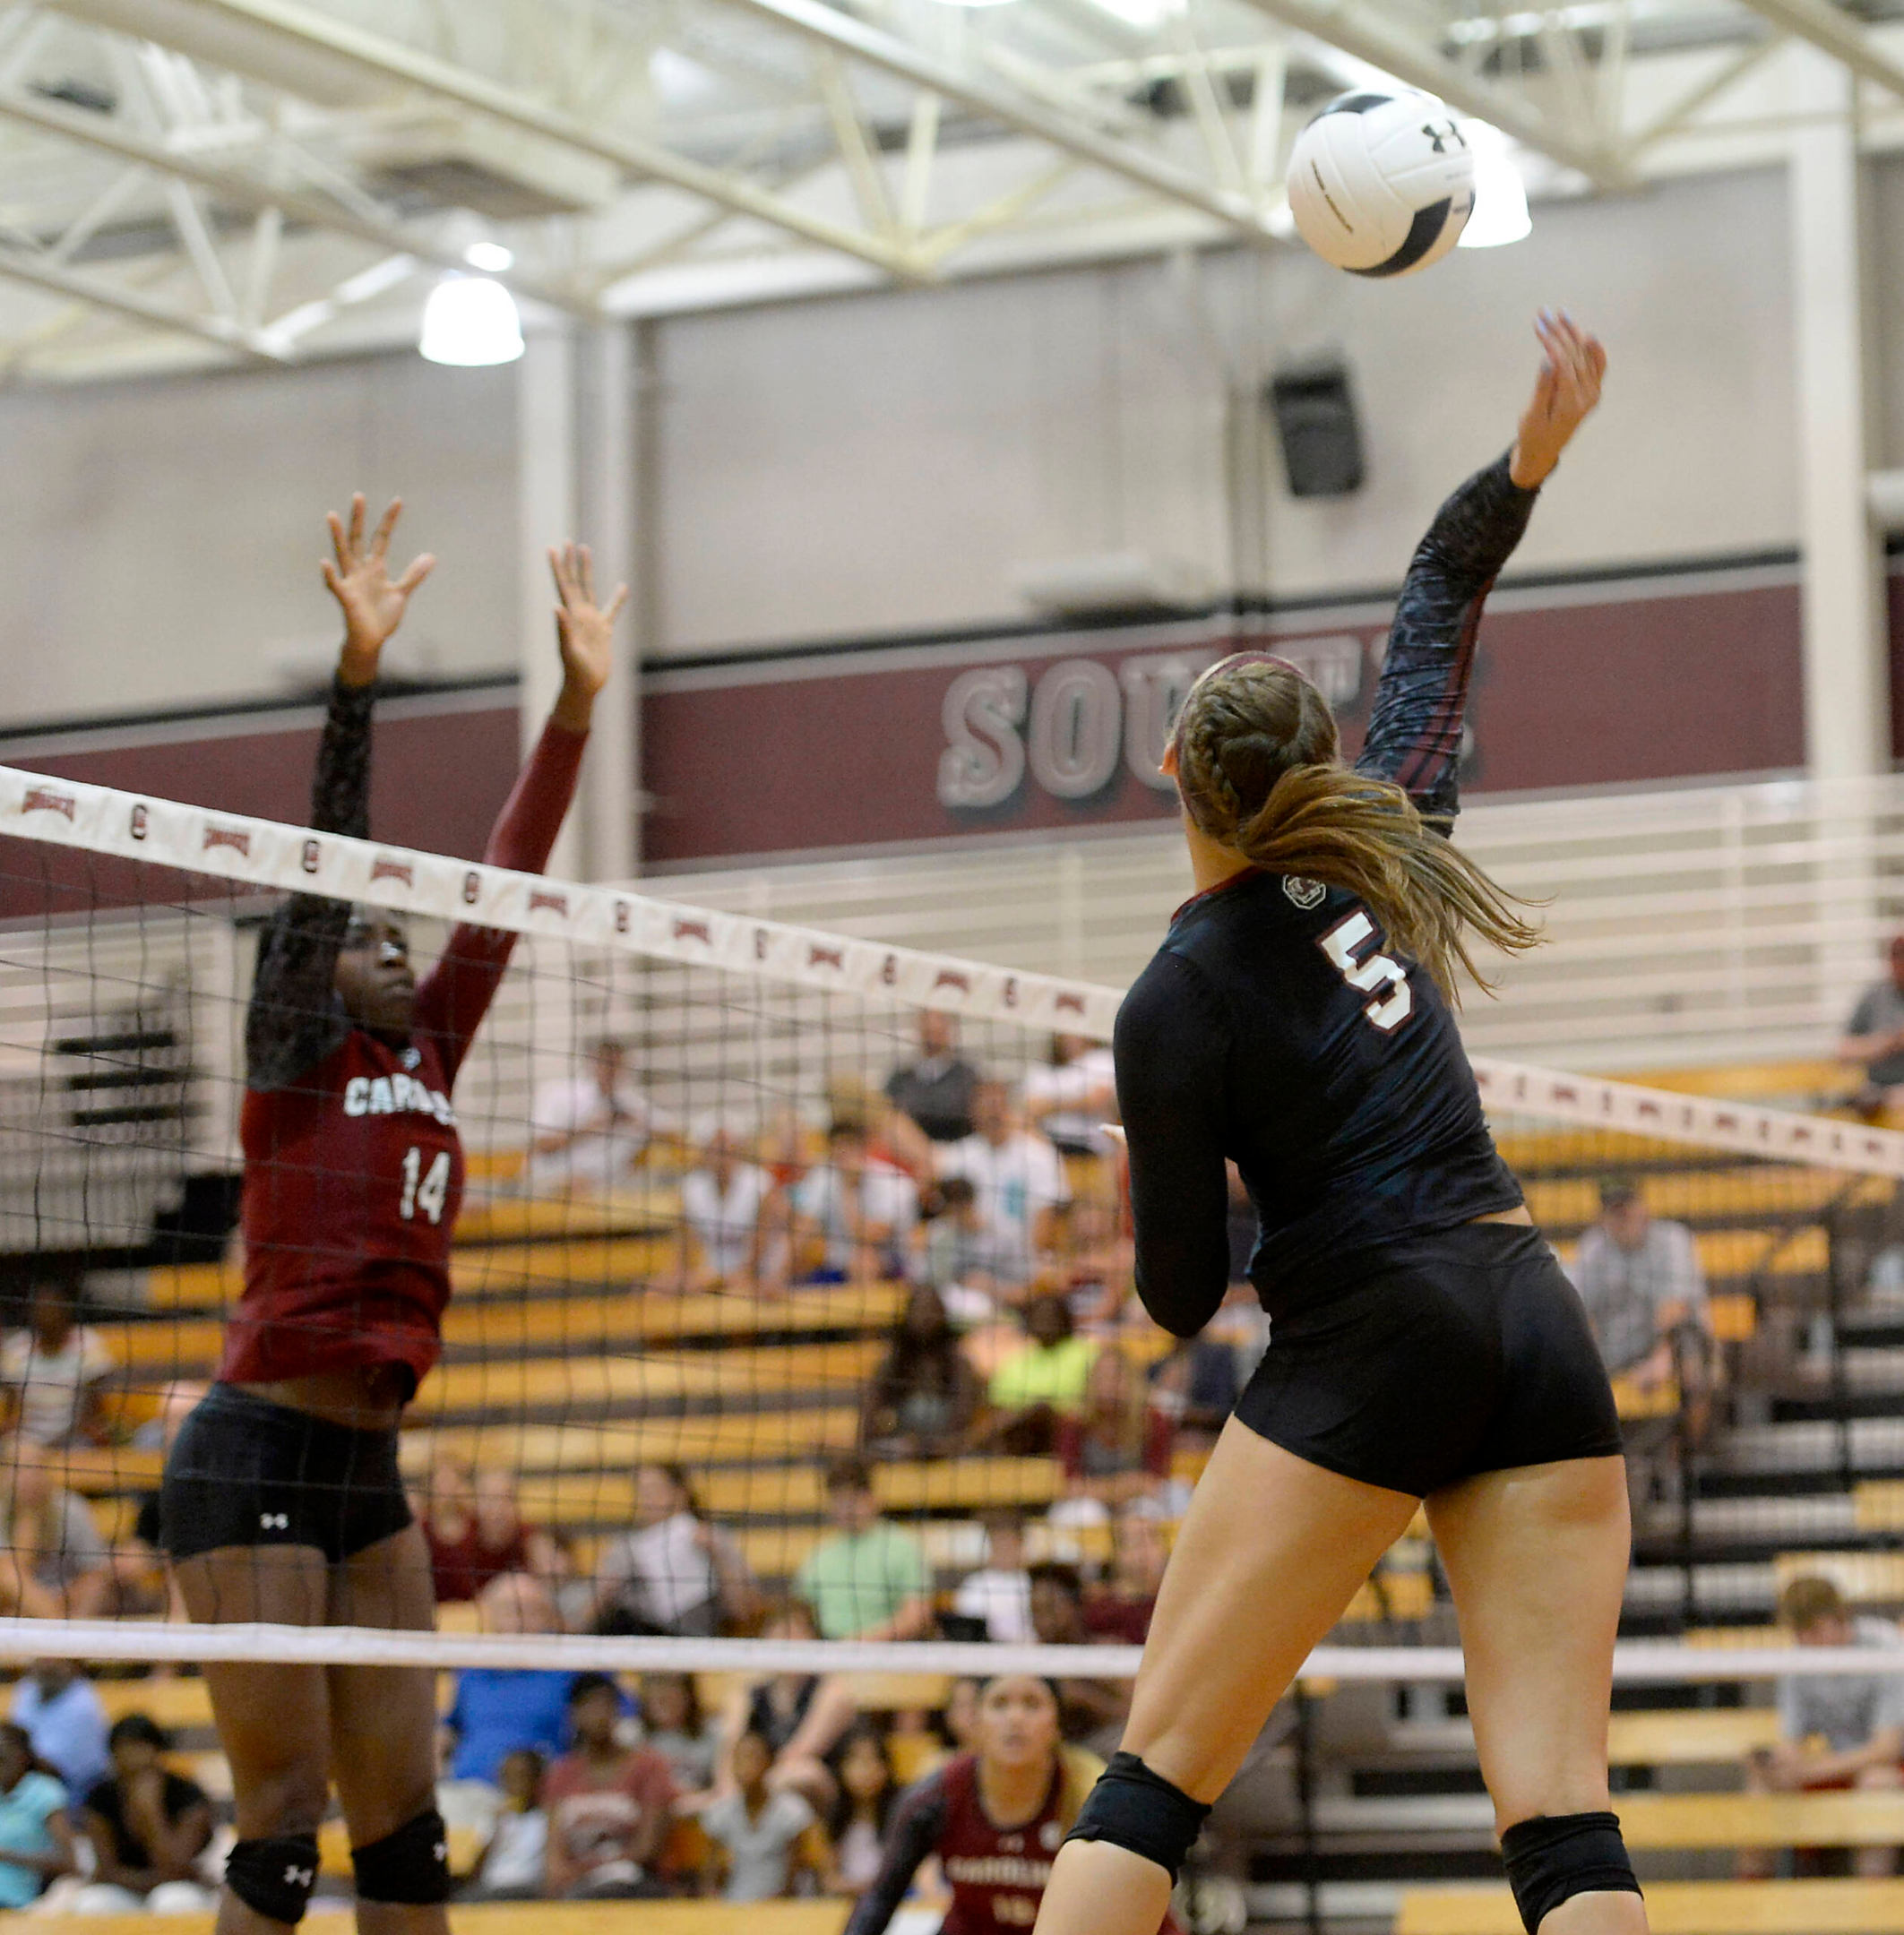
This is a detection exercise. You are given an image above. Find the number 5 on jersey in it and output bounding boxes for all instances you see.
[1320,911,1414,1033]
[401,1145,452,1224]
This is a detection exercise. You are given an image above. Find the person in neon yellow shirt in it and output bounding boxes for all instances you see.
[986,1296,1098,1455]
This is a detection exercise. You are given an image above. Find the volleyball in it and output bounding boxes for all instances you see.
[1286,90,1477,277]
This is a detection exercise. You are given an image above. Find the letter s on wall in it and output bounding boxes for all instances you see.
[937,666,1029,810]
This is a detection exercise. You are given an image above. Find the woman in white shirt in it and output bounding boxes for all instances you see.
[590,1465,763,1638]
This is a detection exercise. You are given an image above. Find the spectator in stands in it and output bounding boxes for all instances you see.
[0,1282,114,1449]
[951,1509,1034,1643]
[527,1037,660,1196]
[1571,1176,1712,1392]
[542,1672,676,1900]
[1022,1033,1117,1161]
[860,1284,981,1460]
[717,1601,859,1810]
[788,1120,918,1285]
[1744,1574,1904,1878]
[794,1457,933,1642]
[936,1082,1070,1295]
[636,1673,719,1797]
[442,1573,574,1787]
[591,1462,762,1638]
[462,1748,549,1902]
[1048,1195,1135,1334]
[0,1720,73,1909]
[425,1456,554,1604]
[824,1725,900,1896]
[918,1177,992,1302]
[1085,1508,1170,1644]
[1147,1335,1240,1456]
[0,1444,111,1620]
[981,1295,1098,1457]
[884,1011,980,1145]
[679,1124,775,1288]
[11,1663,107,1802]
[115,1384,205,1621]
[1026,1561,1128,1754]
[70,1714,215,1913]
[698,1724,823,1901]
[942,1678,982,1753]
[1840,934,1904,1116]
[1054,1343,1175,1519]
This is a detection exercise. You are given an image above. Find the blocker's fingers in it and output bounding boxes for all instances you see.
[322,558,343,598]
[370,496,403,561]
[395,553,436,597]
[547,546,572,600]
[578,544,597,605]
[346,492,366,556]
[327,512,350,576]
[604,583,631,625]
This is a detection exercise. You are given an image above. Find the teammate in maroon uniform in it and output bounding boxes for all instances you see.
[845,1678,1178,1935]
[159,494,625,1935]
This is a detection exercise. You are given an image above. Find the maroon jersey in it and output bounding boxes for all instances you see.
[845,1749,1182,1935]
[220,701,585,1389]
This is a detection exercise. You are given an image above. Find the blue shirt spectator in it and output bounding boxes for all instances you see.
[11,1665,107,1800]
[0,1724,68,1909]
[444,1670,575,1785]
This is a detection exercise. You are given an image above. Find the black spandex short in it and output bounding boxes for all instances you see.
[160,1383,412,1563]
[1235,1219,1624,1498]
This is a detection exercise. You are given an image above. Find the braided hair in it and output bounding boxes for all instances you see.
[1172,655,1540,997]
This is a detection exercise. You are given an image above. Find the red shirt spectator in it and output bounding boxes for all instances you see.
[542,1675,676,1899]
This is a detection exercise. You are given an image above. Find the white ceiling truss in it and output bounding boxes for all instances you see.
[0,0,1893,378]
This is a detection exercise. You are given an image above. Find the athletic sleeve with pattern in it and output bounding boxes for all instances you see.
[1114,949,1235,1339]
[1356,452,1538,832]
[413,717,588,1086]
[841,1769,949,1935]
[245,677,374,1093]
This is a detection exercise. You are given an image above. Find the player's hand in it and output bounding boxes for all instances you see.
[1509,311,1607,489]
[549,543,627,731]
[323,494,436,684]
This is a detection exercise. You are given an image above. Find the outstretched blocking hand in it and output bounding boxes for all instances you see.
[323,494,436,686]
[1509,311,1607,490]
[548,543,627,733]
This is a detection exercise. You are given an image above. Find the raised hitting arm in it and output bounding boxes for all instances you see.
[246,496,435,1091]
[1358,312,1606,832]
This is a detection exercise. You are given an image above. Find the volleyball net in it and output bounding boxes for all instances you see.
[0,756,1902,1685]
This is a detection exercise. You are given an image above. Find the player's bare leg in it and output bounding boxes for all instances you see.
[1032,1418,1419,1935]
[327,1523,449,1935]
[1428,1456,1649,1933]
[174,1545,333,1935]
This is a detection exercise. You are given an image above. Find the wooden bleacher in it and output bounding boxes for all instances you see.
[1607,1706,1779,1764]
[1397,1879,1904,1933]
[23,1904,850,1935]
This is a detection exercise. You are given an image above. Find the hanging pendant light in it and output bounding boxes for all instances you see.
[418,274,525,366]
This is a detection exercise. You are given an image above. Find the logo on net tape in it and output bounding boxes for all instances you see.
[1055,992,1087,1017]
[22,788,75,821]
[530,890,569,918]
[371,856,413,889]
[808,944,844,972]
[203,826,252,858]
[673,918,714,947]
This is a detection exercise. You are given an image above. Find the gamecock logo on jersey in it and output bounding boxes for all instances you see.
[22,788,74,821]
[1283,876,1326,910]
[203,827,251,857]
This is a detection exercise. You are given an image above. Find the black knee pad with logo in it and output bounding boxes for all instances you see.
[226,1834,321,1924]
[350,1808,452,1905]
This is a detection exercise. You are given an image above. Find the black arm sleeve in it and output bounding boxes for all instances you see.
[1357,452,1538,832]
[841,1773,947,1935]
[1114,951,1234,1339]
[245,677,373,1092]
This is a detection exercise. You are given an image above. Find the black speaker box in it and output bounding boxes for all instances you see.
[1267,361,1365,498]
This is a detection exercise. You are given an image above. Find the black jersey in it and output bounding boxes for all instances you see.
[1115,452,1537,1337]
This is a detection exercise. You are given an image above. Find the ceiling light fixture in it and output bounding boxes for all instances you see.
[418,275,525,366]
[464,241,515,271]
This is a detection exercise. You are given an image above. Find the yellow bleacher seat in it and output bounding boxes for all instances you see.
[24,1905,850,1935]
[1397,1878,1904,1934]
[401,1410,863,1478]
[1606,1707,1779,1764]
[1774,1552,1904,1607]
[1619,1790,1904,1847]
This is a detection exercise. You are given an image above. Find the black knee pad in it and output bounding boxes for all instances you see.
[351,1808,452,1905]
[1500,1811,1641,1933]
[226,1834,321,1925]
[1064,1751,1211,1883]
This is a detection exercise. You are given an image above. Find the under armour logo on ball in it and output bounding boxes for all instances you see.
[260,1512,289,1531]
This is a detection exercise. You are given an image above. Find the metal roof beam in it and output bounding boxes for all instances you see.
[1237,0,1634,185]
[0,83,601,317]
[0,244,288,359]
[711,0,1280,236]
[1723,0,1904,104]
[54,0,917,274]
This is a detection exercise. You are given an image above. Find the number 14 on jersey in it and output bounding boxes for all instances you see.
[401,1146,452,1224]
